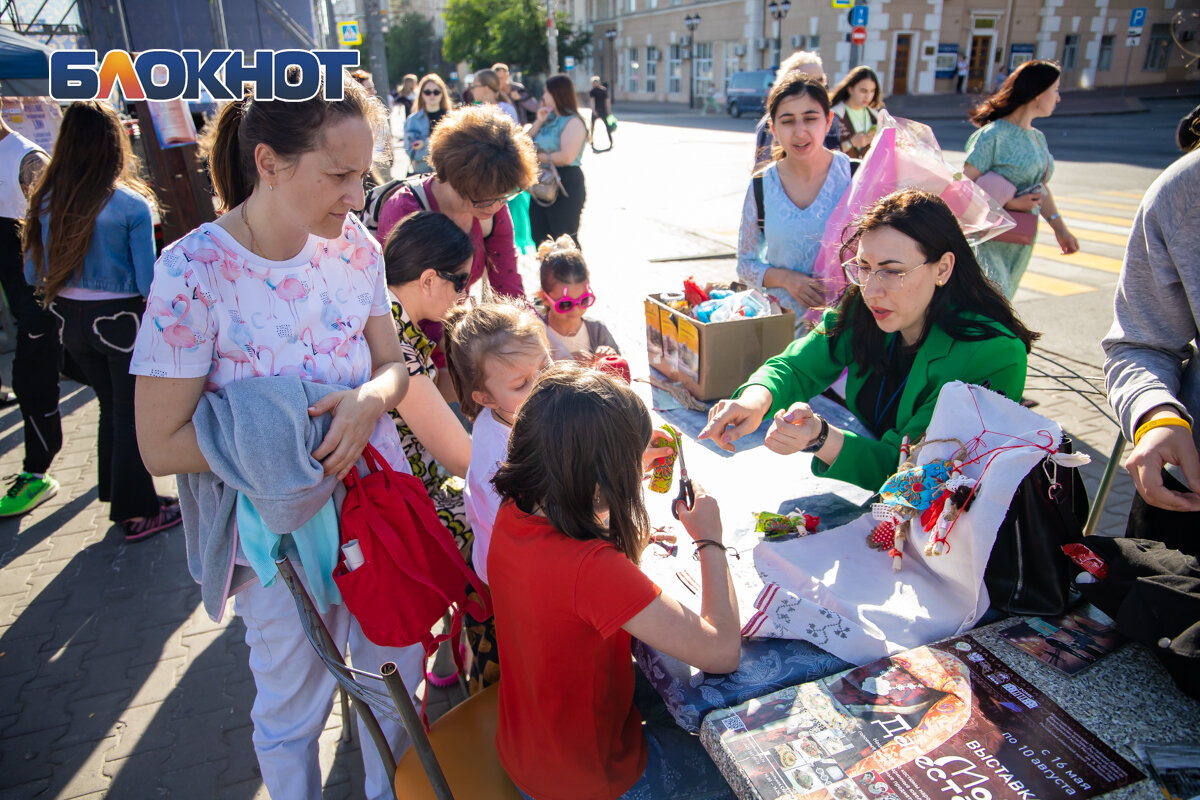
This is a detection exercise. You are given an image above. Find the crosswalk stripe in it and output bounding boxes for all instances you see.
[1099,190,1146,201]
[1019,272,1095,296]
[1041,228,1130,247]
[1055,196,1141,212]
[1057,208,1135,228]
[1031,244,1122,274]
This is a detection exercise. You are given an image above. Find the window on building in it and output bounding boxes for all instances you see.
[693,42,714,100]
[668,45,682,93]
[645,46,659,92]
[625,0,635,12]
[627,47,640,91]
[1062,35,1078,69]
[1097,35,1114,71]
[1143,24,1172,71]
[723,44,740,92]
[648,0,657,7]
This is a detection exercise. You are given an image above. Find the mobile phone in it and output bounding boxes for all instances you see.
[1019,183,1044,197]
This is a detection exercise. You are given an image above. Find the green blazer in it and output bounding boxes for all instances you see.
[734,307,1028,491]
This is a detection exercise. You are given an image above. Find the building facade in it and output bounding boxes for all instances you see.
[587,0,1197,104]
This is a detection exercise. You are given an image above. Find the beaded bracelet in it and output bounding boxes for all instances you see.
[1134,416,1192,446]
[692,539,741,561]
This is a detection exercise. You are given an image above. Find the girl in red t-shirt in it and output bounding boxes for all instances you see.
[489,361,741,800]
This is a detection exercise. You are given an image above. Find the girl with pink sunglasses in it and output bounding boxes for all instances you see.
[536,234,620,365]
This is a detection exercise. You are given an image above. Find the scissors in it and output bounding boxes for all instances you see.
[671,435,695,520]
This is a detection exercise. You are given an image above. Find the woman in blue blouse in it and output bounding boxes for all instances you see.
[527,74,589,247]
[23,101,179,542]
[737,73,852,329]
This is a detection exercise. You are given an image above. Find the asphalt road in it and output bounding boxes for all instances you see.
[572,97,1196,372]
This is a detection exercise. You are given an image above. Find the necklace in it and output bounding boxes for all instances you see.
[240,202,261,257]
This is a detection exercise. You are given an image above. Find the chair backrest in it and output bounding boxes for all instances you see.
[275,558,457,800]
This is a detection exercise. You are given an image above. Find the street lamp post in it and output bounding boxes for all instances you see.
[604,29,618,89]
[768,0,790,68]
[684,13,701,109]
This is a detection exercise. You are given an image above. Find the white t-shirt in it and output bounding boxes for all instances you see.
[129,214,409,471]
[544,320,592,361]
[463,407,510,584]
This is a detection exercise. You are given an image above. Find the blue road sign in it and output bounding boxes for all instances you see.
[1128,7,1146,28]
[850,6,869,26]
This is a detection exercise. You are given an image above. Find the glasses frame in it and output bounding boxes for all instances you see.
[421,88,443,96]
[841,258,935,291]
[549,284,596,314]
[470,189,523,210]
[436,269,471,293]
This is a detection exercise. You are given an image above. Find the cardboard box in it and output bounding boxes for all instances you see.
[645,293,795,401]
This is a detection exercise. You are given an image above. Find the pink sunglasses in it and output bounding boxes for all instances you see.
[549,284,596,314]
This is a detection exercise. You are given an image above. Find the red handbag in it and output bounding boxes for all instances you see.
[994,209,1038,246]
[333,445,491,721]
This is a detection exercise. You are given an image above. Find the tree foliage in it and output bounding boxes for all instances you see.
[442,0,591,74]
[383,9,448,82]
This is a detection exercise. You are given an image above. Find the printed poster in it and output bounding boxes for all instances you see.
[1,96,62,151]
[704,636,1142,800]
[999,612,1123,675]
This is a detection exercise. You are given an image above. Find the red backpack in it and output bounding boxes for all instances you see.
[333,445,491,719]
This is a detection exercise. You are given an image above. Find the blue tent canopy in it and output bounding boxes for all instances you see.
[0,26,52,96]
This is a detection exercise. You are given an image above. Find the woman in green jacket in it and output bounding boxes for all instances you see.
[700,189,1039,492]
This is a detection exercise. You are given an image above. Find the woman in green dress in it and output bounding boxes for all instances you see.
[963,60,1079,299]
[700,189,1039,492]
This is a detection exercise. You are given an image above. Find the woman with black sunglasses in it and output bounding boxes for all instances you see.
[383,211,475,550]
[404,73,451,174]
[702,189,1038,492]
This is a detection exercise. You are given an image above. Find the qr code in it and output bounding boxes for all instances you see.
[722,716,747,732]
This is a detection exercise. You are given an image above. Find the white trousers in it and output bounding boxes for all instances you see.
[234,573,426,800]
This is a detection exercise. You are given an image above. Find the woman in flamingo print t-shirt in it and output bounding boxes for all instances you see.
[129,72,422,800]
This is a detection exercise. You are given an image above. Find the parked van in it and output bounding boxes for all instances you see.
[725,70,774,118]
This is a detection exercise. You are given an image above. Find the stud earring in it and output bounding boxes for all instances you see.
[268,184,275,191]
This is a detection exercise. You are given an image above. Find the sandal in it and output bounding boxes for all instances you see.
[425,641,468,688]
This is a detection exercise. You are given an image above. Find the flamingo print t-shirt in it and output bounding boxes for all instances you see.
[130,213,409,470]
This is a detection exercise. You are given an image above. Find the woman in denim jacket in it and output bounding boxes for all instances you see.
[23,101,180,541]
[404,73,451,174]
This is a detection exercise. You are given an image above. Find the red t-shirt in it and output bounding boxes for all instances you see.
[490,501,662,800]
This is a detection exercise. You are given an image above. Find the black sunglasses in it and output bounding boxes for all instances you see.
[422,88,443,96]
[436,270,470,292]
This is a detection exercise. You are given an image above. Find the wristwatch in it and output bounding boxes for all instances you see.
[801,414,829,454]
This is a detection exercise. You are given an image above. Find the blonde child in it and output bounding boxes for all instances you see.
[443,297,552,687]
[536,235,620,363]
[490,362,739,800]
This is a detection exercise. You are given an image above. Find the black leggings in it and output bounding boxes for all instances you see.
[529,165,586,249]
[51,296,160,522]
[0,222,62,474]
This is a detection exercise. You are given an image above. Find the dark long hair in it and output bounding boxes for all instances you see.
[492,361,652,564]
[383,210,474,286]
[828,189,1040,376]
[829,66,883,109]
[205,68,382,212]
[969,60,1060,127]
[544,74,580,116]
[22,101,155,304]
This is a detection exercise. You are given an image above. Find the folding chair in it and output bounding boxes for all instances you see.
[275,558,521,800]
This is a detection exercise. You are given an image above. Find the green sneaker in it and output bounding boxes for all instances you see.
[0,473,60,517]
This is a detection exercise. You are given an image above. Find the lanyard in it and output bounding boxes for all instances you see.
[875,336,910,427]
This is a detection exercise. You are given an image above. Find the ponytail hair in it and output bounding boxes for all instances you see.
[969,60,1060,127]
[204,67,385,211]
[442,297,549,420]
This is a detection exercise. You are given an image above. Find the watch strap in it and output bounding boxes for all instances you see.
[801,415,829,454]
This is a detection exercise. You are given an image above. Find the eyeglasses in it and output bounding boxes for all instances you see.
[436,270,471,293]
[549,284,596,314]
[470,189,523,210]
[842,259,934,292]
[422,88,443,97]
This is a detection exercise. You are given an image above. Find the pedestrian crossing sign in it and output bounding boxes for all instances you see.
[339,21,362,46]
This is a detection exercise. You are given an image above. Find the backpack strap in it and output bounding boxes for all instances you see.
[753,173,765,235]
[410,176,431,211]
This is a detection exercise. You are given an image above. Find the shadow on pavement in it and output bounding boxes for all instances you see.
[0,487,98,570]
[0,536,193,796]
